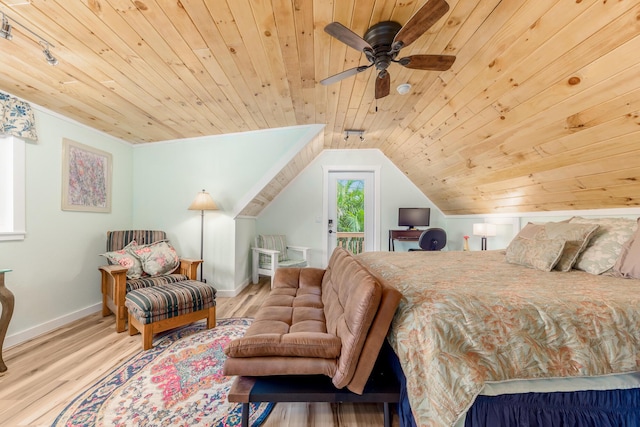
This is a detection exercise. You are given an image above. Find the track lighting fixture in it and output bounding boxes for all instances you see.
[0,10,58,66]
[40,40,57,66]
[1,13,11,40]
[344,129,365,142]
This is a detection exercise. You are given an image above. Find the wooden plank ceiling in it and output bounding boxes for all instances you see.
[1,0,639,215]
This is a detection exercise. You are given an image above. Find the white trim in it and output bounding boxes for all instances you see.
[0,136,26,241]
[3,303,101,349]
[143,123,325,146]
[30,103,132,146]
[0,231,26,241]
[446,207,640,219]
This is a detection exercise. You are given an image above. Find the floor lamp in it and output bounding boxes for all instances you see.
[188,189,218,282]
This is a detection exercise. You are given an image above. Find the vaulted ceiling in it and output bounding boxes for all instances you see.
[1,0,639,215]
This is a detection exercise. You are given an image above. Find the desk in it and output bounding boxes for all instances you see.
[389,229,423,251]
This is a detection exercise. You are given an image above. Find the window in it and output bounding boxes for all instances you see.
[0,136,26,241]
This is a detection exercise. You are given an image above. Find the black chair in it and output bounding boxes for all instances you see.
[408,228,447,251]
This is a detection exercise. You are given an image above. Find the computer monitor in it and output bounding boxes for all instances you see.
[398,208,430,230]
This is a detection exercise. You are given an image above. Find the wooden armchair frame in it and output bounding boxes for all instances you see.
[99,230,203,332]
[100,259,201,332]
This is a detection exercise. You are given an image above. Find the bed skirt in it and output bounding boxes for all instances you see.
[387,344,640,427]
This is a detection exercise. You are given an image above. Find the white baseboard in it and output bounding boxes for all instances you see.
[4,280,254,349]
[3,303,102,350]
[216,278,251,298]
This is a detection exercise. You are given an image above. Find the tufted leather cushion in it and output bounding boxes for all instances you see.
[321,248,382,389]
[224,267,341,358]
[224,248,394,393]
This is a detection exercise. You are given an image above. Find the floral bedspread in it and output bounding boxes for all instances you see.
[357,250,640,427]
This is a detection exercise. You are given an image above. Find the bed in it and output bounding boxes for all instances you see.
[356,216,640,427]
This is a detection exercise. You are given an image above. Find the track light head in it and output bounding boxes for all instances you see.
[40,41,58,66]
[1,11,59,65]
[344,129,365,142]
[0,13,12,40]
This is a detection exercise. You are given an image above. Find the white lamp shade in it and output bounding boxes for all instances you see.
[188,190,218,211]
[473,223,497,237]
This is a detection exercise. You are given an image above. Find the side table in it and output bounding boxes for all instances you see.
[0,269,14,372]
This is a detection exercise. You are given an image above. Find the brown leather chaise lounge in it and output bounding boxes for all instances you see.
[224,247,403,426]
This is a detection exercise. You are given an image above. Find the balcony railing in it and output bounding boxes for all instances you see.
[336,232,365,254]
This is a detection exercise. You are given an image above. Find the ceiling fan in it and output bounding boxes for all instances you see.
[320,0,456,99]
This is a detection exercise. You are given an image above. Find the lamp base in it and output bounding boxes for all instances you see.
[481,236,487,251]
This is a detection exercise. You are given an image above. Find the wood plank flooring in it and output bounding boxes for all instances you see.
[0,279,397,426]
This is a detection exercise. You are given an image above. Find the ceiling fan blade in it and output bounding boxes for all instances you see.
[375,72,391,99]
[393,0,450,49]
[399,54,456,71]
[324,22,372,53]
[320,65,371,86]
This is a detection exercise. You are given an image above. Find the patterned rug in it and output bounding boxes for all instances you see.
[52,318,273,427]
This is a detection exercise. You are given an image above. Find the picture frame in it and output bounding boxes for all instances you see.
[61,138,112,213]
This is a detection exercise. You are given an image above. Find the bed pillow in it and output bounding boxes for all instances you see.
[508,221,598,272]
[100,240,144,279]
[505,237,566,271]
[131,240,180,276]
[570,217,638,275]
[613,218,640,279]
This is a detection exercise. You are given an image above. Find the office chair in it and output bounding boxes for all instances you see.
[408,228,447,251]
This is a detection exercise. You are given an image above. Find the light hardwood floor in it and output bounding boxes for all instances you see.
[0,279,396,426]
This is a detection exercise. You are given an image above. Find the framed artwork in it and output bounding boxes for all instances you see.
[61,138,112,212]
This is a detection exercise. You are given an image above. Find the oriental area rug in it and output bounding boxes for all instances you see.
[52,318,273,427]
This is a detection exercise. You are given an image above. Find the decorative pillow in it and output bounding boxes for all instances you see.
[100,241,144,279]
[131,240,180,277]
[508,221,598,272]
[536,222,600,272]
[258,235,287,265]
[505,237,566,271]
[570,217,638,275]
[613,218,640,279]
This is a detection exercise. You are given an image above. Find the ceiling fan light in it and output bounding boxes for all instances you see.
[397,83,411,95]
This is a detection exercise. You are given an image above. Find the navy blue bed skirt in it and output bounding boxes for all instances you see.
[386,344,640,427]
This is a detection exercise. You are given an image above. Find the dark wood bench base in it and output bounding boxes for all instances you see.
[228,352,401,427]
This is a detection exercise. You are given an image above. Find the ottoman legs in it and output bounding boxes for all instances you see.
[128,306,217,350]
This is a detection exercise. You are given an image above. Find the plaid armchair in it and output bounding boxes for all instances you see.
[99,230,202,332]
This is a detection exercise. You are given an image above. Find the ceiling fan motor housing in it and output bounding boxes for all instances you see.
[364,21,402,72]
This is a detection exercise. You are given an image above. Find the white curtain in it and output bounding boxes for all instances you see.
[0,91,37,142]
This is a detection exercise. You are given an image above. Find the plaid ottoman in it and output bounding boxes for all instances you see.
[125,280,216,350]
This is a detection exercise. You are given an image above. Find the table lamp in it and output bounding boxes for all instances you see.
[473,223,497,250]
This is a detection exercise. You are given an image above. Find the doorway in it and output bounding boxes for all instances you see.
[323,167,380,264]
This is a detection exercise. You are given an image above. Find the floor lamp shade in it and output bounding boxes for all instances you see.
[188,190,218,281]
[188,190,218,211]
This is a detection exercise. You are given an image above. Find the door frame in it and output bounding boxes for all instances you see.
[322,165,381,265]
